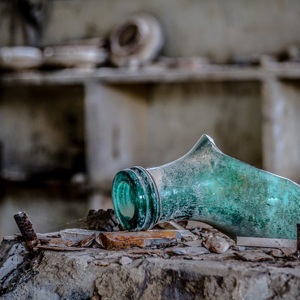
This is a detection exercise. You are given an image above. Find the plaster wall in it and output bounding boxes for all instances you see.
[262,80,300,183]
[146,82,262,168]
[0,85,85,173]
[85,81,262,190]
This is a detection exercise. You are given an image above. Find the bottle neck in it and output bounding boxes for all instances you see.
[112,166,160,231]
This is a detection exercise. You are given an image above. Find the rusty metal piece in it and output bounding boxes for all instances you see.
[297,224,300,251]
[14,211,39,251]
[100,230,180,250]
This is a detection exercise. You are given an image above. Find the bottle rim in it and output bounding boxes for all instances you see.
[112,166,160,231]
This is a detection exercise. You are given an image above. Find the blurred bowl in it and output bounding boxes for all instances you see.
[44,45,107,68]
[0,46,43,70]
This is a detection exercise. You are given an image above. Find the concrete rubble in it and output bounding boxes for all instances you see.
[1,212,300,299]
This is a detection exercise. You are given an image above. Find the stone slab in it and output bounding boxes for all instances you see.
[1,236,300,299]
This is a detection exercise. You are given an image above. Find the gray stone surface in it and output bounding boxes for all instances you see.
[1,235,300,300]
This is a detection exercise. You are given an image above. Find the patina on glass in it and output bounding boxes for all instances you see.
[112,134,300,239]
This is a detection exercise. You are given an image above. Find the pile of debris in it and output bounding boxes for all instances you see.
[10,210,235,255]
[1,210,299,299]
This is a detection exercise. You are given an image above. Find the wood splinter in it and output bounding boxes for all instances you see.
[14,211,40,251]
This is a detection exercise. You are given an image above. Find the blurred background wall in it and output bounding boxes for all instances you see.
[1,0,300,62]
[0,0,299,239]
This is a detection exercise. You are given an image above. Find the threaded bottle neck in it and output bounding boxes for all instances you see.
[112,166,160,231]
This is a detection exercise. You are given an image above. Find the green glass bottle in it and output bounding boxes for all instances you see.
[112,134,300,239]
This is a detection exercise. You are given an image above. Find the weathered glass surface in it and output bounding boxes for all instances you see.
[112,134,300,239]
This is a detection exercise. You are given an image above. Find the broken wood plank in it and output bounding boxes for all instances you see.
[236,236,297,248]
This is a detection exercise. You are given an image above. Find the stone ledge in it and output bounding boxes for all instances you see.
[1,234,300,300]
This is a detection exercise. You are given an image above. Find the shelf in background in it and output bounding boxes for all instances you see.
[1,62,300,86]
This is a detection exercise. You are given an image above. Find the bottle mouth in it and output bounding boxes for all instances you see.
[112,166,160,231]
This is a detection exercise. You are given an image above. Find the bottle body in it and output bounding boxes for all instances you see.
[112,135,300,239]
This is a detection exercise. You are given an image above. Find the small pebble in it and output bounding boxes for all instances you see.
[119,256,133,266]
[203,235,230,254]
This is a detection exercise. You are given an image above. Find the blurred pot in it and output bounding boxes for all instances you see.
[110,14,164,68]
